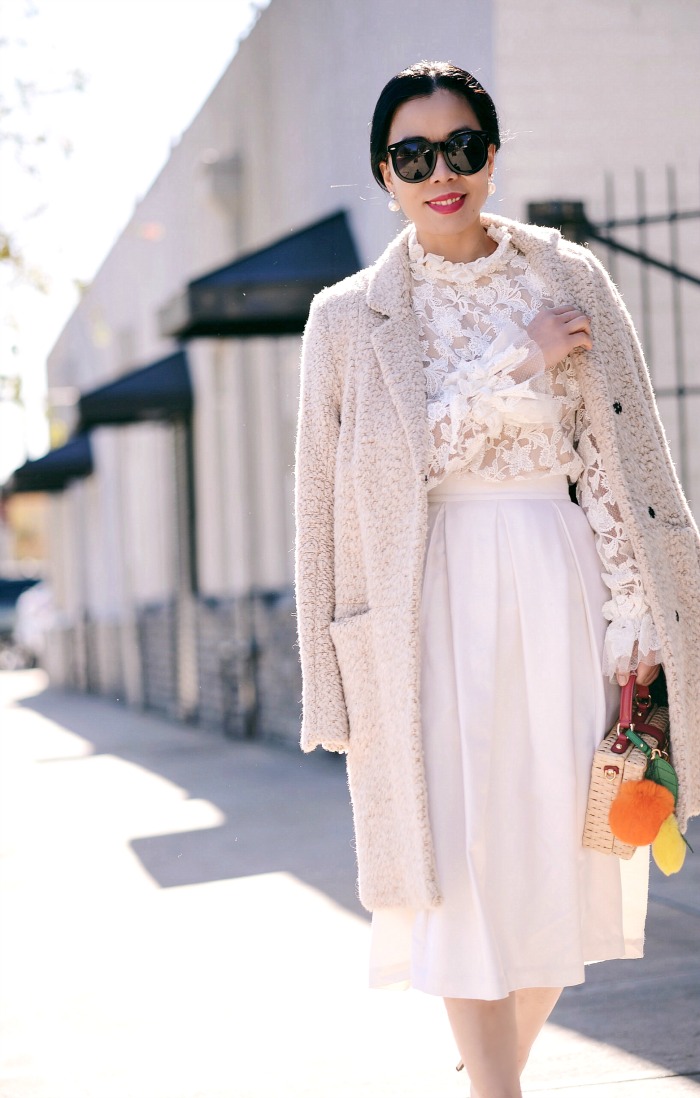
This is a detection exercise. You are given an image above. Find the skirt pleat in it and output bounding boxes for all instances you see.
[369,472,649,1000]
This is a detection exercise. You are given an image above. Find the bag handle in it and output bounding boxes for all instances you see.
[611,672,666,755]
[618,673,637,728]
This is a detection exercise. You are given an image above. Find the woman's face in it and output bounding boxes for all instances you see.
[379,88,495,255]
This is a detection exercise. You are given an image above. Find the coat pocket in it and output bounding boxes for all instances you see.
[329,608,377,743]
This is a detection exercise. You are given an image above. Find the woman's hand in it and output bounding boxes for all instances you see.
[616,661,662,688]
[526,305,592,369]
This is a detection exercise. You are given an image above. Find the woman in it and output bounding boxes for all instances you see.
[294,61,700,1097]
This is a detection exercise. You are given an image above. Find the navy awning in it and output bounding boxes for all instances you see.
[77,350,192,432]
[4,434,93,494]
[158,210,361,339]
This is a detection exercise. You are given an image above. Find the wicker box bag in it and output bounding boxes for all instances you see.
[583,674,670,858]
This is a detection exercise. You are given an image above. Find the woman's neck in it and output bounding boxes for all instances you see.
[413,220,498,264]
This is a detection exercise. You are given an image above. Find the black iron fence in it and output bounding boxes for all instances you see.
[529,171,700,505]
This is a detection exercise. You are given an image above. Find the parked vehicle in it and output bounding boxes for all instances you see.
[0,577,41,670]
[13,581,55,666]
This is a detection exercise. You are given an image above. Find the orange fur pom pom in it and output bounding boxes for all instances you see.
[608,779,675,846]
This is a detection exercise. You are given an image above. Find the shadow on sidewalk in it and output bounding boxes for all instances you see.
[548,816,700,1087]
[17,680,700,1087]
[18,683,367,921]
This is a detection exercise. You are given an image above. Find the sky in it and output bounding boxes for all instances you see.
[0,0,270,482]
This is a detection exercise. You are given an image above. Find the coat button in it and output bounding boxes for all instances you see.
[648,506,656,518]
[676,610,680,622]
[613,401,622,414]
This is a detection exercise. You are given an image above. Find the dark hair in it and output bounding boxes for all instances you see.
[370,61,501,191]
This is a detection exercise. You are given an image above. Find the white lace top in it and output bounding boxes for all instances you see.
[408,221,662,680]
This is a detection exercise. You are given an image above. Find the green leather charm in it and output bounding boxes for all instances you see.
[647,756,679,805]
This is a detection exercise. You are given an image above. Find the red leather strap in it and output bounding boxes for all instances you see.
[613,673,638,753]
[631,721,666,747]
[618,674,637,728]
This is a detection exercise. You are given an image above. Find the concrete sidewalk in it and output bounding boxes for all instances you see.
[0,670,698,1098]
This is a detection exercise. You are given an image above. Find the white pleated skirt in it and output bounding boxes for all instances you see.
[369,471,649,1001]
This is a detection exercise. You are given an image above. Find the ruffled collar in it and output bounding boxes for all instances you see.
[408,221,517,282]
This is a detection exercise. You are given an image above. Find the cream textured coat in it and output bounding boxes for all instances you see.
[294,212,700,912]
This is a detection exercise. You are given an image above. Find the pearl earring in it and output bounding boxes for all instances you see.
[487,178,496,196]
[388,192,400,212]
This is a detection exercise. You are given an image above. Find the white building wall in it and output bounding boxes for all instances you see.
[119,424,176,604]
[189,339,252,597]
[41,0,700,696]
[80,432,122,616]
[494,0,700,218]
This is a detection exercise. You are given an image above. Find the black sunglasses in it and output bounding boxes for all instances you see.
[386,129,491,183]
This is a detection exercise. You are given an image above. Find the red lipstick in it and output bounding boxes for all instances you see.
[426,192,466,215]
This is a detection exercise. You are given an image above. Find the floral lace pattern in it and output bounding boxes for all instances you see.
[409,222,661,679]
[574,413,662,676]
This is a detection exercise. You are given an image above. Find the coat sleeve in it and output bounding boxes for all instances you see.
[294,294,350,754]
[568,241,692,674]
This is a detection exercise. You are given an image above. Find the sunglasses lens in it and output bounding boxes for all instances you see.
[446,132,488,174]
[393,140,435,181]
[389,132,489,182]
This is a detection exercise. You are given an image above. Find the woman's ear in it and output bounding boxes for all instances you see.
[379,159,394,192]
[487,145,496,176]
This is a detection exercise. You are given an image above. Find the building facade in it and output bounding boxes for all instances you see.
[12,0,700,743]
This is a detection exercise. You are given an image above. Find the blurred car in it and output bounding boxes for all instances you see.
[11,580,55,669]
[0,577,42,670]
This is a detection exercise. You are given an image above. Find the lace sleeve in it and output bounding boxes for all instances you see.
[574,402,663,680]
[427,321,550,484]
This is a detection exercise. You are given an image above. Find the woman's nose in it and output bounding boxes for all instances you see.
[432,149,456,180]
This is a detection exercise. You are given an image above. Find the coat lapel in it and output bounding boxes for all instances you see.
[366,227,430,481]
